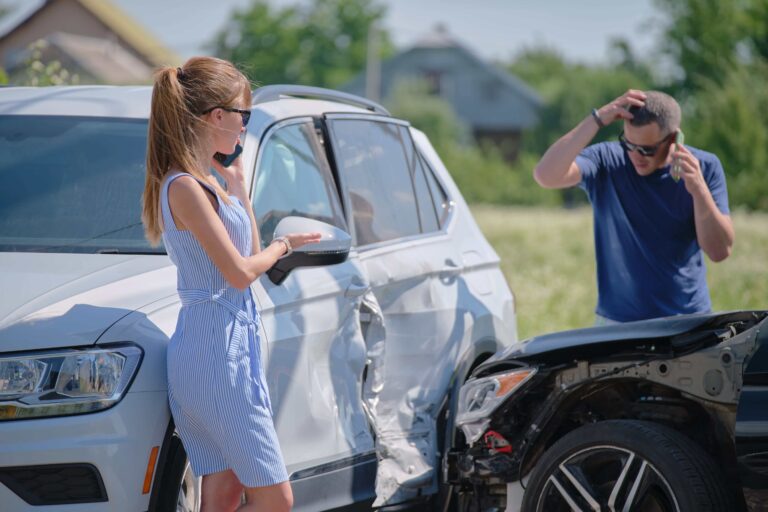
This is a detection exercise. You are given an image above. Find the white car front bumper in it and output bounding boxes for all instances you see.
[0,391,170,511]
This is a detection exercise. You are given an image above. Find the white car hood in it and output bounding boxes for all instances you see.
[0,253,177,351]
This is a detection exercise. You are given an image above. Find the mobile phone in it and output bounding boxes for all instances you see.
[671,130,684,182]
[214,143,243,167]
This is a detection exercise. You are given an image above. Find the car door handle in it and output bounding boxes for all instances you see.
[439,259,463,278]
[345,282,370,298]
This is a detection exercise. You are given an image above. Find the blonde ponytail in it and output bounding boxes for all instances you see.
[142,57,251,245]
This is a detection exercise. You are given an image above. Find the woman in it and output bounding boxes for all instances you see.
[142,56,320,512]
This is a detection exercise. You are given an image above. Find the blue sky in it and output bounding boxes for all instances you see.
[1,0,662,64]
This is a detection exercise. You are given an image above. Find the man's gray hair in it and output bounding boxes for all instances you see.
[628,91,681,135]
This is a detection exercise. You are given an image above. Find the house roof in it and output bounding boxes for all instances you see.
[343,26,542,131]
[43,32,153,83]
[76,0,179,66]
[0,0,180,67]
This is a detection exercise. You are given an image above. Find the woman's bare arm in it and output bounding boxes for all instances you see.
[169,176,320,289]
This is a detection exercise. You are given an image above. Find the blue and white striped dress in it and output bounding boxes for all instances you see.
[161,171,288,487]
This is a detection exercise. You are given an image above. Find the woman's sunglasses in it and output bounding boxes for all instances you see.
[619,131,674,157]
[203,106,251,126]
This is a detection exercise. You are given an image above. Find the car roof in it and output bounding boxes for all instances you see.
[0,86,154,118]
[0,85,386,125]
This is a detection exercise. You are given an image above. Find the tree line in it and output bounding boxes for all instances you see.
[3,0,764,210]
[213,0,767,210]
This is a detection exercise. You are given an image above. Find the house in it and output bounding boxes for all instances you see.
[0,0,180,84]
[343,25,542,162]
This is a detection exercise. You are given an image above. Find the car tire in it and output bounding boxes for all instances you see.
[151,432,201,512]
[521,420,732,512]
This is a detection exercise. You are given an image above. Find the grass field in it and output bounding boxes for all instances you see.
[471,205,768,341]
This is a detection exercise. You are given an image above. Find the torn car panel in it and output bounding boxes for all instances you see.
[452,311,768,512]
[318,122,518,507]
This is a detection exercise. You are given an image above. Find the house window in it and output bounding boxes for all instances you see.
[424,69,443,95]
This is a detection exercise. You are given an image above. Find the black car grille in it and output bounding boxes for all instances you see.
[0,463,108,505]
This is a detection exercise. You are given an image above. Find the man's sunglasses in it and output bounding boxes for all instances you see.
[619,131,674,157]
[203,106,251,126]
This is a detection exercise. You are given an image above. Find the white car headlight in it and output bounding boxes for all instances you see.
[456,367,536,444]
[0,343,142,420]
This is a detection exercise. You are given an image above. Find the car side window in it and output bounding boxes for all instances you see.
[419,154,450,228]
[252,121,345,247]
[329,120,423,246]
[401,131,440,233]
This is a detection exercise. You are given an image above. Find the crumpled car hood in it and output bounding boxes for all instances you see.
[481,312,753,369]
[0,252,176,351]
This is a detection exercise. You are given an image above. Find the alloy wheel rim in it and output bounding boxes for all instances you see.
[176,462,200,512]
[536,445,680,512]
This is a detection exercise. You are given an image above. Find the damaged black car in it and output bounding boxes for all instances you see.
[447,310,768,512]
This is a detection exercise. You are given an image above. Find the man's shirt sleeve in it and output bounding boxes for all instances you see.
[575,143,604,194]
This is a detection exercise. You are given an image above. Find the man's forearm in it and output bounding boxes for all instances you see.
[692,191,734,262]
[533,90,647,189]
[533,115,599,188]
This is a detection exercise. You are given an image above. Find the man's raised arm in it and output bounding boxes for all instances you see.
[533,90,647,189]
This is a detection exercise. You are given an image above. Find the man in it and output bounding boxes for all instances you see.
[533,90,734,323]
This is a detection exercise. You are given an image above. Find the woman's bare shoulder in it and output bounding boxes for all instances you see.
[168,175,219,226]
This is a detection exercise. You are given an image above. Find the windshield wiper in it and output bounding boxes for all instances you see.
[37,222,146,253]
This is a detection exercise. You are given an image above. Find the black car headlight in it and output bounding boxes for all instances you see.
[456,367,536,444]
[0,343,142,420]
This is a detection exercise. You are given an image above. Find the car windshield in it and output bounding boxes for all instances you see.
[0,115,163,254]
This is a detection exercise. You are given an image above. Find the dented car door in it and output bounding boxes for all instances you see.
[248,118,376,504]
[327,115,477,505]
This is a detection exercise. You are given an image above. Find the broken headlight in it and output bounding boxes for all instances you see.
[0,343,142,420]
[456,367,536,444]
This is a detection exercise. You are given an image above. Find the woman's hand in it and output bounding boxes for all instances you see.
[211,150,246,191]
[272,232,323,255]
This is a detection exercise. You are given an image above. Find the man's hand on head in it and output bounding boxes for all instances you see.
[595,90,647,127]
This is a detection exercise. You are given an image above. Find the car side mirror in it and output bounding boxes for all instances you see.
[266,216,351,285]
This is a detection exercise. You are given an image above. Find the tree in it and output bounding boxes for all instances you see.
[387,79,468,154]
[211,0,393,88]
[655,0,768,210]
[684,65,768,210]
[0,2,8,83]
[508,45,653,155]
[387,78,558,206]
[20,40,79,86]
[655,0,758,93]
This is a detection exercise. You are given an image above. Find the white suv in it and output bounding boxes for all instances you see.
[0,85,517,511]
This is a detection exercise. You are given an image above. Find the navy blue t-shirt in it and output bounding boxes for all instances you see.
[576,142,730,322]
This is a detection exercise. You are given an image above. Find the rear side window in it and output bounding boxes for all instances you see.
[329,120,430,246]
[419,155,450,227]
[252,121,345,247]
[401,134,439,233]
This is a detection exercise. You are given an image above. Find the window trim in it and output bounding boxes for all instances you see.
[324,113,411,127]
[408,129,456,230]
[417,152,454,229]
[325,115,453,251]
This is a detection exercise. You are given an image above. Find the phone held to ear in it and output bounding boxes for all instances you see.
[671,130,685,182]
[213,143,243,167]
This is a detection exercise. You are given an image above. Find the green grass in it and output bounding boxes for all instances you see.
[471,205,768,341]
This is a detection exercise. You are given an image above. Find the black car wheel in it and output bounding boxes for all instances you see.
[522,420,732,512]
[150,431,201,512]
